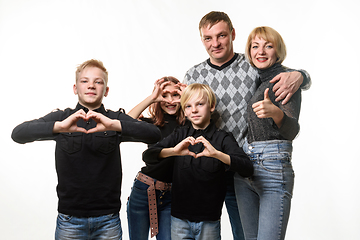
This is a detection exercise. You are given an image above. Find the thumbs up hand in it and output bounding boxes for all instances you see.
[252,88,283,121]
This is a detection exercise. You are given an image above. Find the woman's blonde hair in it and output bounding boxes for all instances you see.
[180,83,216,111]
[245,26,287,66]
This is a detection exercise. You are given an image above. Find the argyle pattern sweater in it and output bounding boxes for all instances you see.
[184,53,259,146]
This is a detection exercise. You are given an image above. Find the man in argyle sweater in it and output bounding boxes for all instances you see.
[183,11,310,240]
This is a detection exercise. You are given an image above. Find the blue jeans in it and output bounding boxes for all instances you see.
[224,174,245,240]
[55,213,122,240]
[127,179,172,240]
[171,216,221,240]
[234,140,294,240]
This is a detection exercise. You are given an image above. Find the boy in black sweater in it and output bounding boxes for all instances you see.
[142,83,253,240]
[11,59,161,240]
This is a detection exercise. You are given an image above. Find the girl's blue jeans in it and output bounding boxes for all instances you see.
[234,140,294,240]
[126,178,172,240]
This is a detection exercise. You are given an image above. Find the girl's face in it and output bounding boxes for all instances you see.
[160,82,181,115]
[250,35,277,69]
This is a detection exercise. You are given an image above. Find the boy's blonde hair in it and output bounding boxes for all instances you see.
[75,59,108,83]
[181,83,216,111]
[245,26,287,66]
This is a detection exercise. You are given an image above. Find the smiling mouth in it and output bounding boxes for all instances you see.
[256,58,268,62]
[166,105,177,109]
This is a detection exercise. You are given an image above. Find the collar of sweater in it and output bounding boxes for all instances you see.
[257,62,285,83]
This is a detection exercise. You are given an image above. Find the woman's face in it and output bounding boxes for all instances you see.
[160,82,181,115]
[250,35,277,69]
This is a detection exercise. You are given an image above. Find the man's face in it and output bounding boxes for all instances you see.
[73,66,109,110]
[200,21,235,66]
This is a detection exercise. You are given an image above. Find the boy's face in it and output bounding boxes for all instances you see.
[200,20,235,66]
[73,66,109,110]
[183,94,215,129]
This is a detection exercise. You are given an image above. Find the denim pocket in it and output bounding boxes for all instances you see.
[133,179,149,192]
[57,213,73,222]
[259,153,292,173]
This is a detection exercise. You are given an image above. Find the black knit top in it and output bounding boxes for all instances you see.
[140,114,185,183]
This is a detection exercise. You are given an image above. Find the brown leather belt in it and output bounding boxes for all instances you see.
[136,172,171,238]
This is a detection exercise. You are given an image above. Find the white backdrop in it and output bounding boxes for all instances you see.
[1,0,359,239]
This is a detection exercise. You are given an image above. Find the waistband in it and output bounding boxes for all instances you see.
[136,172,171,191]
[135,172,171,238]
[244,139,293,155]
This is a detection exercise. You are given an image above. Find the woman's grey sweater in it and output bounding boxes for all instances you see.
[246,63,302,144]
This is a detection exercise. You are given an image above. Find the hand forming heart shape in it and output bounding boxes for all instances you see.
[55,109,121,134]
[175,135,217,159]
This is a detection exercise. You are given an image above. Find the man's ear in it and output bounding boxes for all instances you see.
[73,84,78,95]
[231,28,236,41]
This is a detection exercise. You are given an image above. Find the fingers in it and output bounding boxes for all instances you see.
[74,126,88,134]
[185,136,196,144]
[72,109,87,121]
[269,74,280,83]
[263,88,270,100]
[175,83,187,92]
[194,136,207,145]
[154,78,165,86]
[276,92,292,104]
[252,101,265,118]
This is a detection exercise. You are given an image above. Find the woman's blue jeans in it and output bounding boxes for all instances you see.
[126,178,172,240]
[234,140,294,240]
[55,212,122,240]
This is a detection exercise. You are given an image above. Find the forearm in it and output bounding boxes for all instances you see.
[12,120,56,144]
[277,114,300,140]
[271,107,285,128]
[159,148,176,158]
[107,119,122,132]
[230,155,254,177]
[120,120,161,144]
[298,69,311,90]
[222,134,253,177]
[212,150,231,165]
[142,147,164,164]
[128,95,154,119]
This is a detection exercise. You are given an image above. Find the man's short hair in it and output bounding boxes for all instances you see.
[199,11,233,35]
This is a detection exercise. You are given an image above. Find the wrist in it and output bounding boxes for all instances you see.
[53,121,63,133]
[272,109,284,128]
